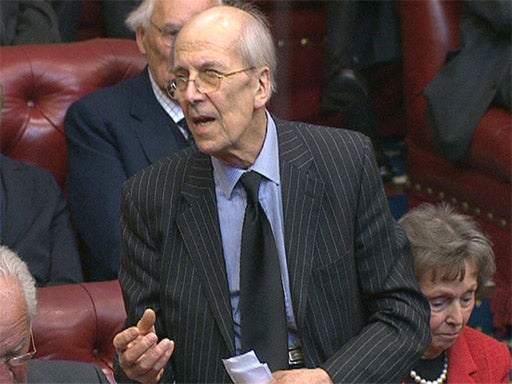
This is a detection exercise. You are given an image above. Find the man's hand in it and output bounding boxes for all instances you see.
[270,368,334,384]
[113,309,174,384]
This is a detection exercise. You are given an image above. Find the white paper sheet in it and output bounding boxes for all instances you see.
[222,350,273,384]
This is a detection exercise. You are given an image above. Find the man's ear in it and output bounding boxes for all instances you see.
[254,67,271,109]
[135,26,148,55]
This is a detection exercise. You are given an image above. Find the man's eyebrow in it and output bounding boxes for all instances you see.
[172,61,225,74]
[172,66,188,74]
[160,22,181,31]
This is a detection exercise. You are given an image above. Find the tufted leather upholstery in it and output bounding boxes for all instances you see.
[0,38,146,190]
[399,0,511,332]
[33,280,126,383]
[1,39,144,382]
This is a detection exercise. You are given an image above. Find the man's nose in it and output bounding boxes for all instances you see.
[182,78,205,102]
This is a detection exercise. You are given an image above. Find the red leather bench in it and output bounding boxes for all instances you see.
[0,38,146,190]
[33,280,126,383]
[1,38,144,383]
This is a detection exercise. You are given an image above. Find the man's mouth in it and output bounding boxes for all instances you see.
[192,116,215,126]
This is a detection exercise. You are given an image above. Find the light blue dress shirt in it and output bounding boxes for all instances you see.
[212,112,298,355]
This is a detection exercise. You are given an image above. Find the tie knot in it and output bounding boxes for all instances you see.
[239,171,262,204]
[177,118,194,144]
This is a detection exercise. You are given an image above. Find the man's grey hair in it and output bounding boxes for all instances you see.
[0,246,37,322]
[125,0,157,31]
[235,3,278,95]
[125,0,226,31]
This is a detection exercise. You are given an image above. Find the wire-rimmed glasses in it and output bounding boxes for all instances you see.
[167,67,256,99]
[0,329,36,369]
[150,20,179,47]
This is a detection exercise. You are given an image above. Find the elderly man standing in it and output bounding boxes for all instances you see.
[114,4,430,384]
[65,0,222,281]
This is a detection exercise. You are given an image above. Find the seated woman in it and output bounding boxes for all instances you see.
[399,203,511,384]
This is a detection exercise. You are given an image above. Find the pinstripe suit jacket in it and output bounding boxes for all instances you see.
[116,118,431,383]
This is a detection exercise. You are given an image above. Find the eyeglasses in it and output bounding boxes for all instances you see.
[0,330,36,368]
[167,67,255,99]
[150,21,179,46]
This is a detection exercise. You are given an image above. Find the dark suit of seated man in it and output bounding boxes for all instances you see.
[27,360,109,384]
[64,0,221,281]
[0,155,83,286]
[0,245,107,384]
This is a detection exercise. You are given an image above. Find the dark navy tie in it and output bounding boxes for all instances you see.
[177,117,194,145]
[239,171,288,371]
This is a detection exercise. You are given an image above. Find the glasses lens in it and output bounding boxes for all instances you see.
[197,71,221,93]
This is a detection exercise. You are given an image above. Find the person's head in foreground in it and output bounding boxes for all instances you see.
[169,3,276,168]
[0,245,37,383]
[399,203,512,384]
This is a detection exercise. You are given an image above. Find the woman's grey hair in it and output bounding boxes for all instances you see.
[399,203,496,293]
[125,0,156,31]
[233,3,278,95]
[0,246,37,322]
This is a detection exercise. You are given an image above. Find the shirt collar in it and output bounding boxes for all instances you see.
[148,68,184,123]
[212,111,280,199]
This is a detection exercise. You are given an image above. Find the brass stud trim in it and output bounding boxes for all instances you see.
[408,181,509,230]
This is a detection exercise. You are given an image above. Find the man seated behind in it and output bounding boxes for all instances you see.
[0,155,83,286]
[65,0,222,281]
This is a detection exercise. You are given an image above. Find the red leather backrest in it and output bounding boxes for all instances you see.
[260,1,327,122]
[0,38,145,189]
[33,280,126,383]
[254,1,343,128]
[399,0,464,145]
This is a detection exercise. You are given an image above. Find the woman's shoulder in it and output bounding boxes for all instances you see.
[462,326,510,360]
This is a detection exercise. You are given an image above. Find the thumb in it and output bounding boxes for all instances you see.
[137,308,156,334]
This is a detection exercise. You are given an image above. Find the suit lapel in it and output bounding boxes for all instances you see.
[176,153,235,355]
[173,119,325,353]
[275,120,325,330]
[130,68,188,164]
